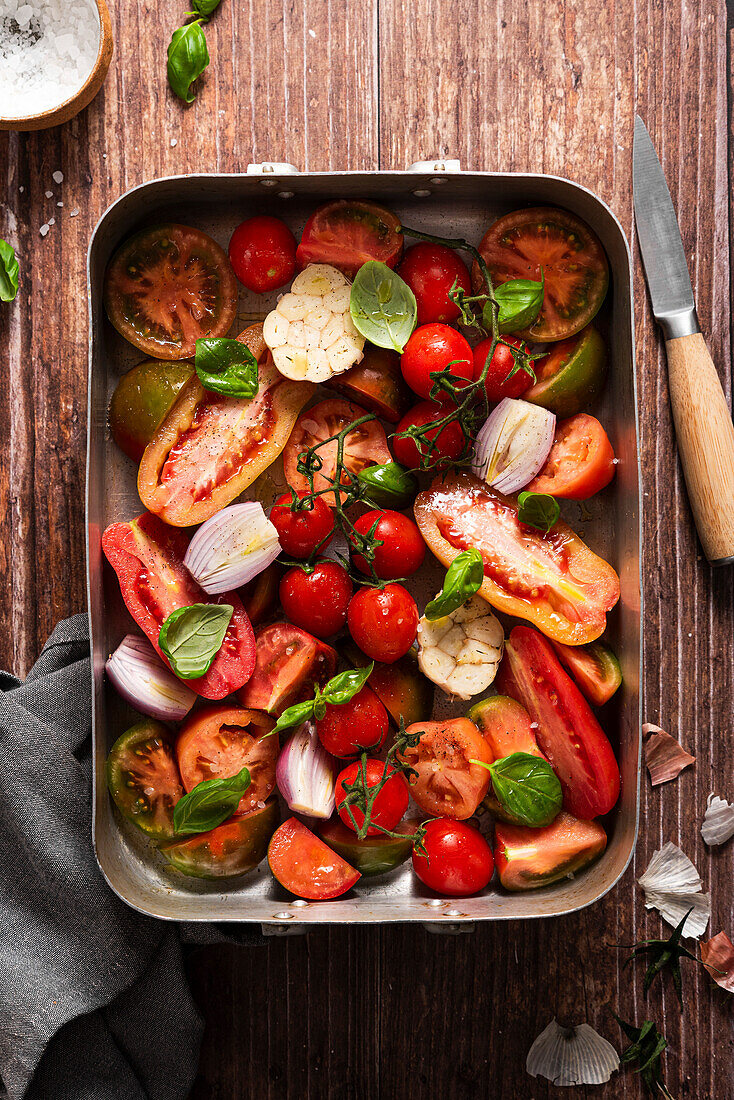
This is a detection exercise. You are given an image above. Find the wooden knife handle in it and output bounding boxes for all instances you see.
[665,332,734,564]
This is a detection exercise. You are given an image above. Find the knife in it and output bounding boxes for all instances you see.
[633,115,734,565]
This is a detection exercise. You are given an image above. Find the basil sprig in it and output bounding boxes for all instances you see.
[357,461,418,510]
[350,261,417,353]
[195,338,259,398]
[191,0,222,13]
[273,662,374,735]
[159,603,233,679]
[424,549,484,621]
[0,239,19,303]
[167,19,210,103]
[486,752,562,827]
[483,270,545,334]
[517,491,560,534]
[173,767,251,835]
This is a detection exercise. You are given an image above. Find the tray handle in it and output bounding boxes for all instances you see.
[407,158,461,174]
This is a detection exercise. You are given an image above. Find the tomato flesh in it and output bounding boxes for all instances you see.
[550,639,622,707]
[412,819,494,897]
[109,359,194,462]
[494,811,607,891]
[297,200,403,277]
[320,819,416,876]
[161,801,280,879]
[347,584,418,664]
[316,685,389,758]
[268,817,361,899]
[528,413,616,500]
[106,720,183,840]
[328,346,412,424]
[176,706,277,815]
[238,621,337,715]
[400,718,492,820]
[524,325,607,417]
[468,695,545,761]
[228,215,296,293]
[240,562,282,627]
[335,759,409,836]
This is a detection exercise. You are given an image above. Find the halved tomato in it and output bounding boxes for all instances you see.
[494,812,607,891]
[399,718,492,820]
[176,706,277,815]
[104,224,238,359]
[523,325,607,417]
[102,512,255,699]
[268,817,361,899]
[282,397,392,506]
[160,800,280,879]
[138,325,312,527]
[328,346,412,423]
[468,696,545,761]
[106,720,183,840]
[414,471,620,645]
[528,414,616,500]
[473,207,609,342]
[237,621,337,715]
[240,562,282,627]
[319,819,416,876]
[550,639,622,706]
[109,359,194,462]
[296,200,403,277]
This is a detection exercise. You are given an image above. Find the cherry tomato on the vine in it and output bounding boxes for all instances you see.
[472,335,533,403]
[350,509,426,580]
[279,561,353,639]
[400,324,474,401]
[397,244,472,326]
[347,584,418,664]
[316,686,389,758]
[270,492,334,559]
[412,819,494,897]
[392,401,465,470]
[228,216,297,293]
[335,758,409,836]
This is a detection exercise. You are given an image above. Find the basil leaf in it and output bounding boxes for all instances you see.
[191,0,221,13]
[159,603,233,678]
[321,662,374,705]
[0,239,19,303]
[357,461,418,509]
[173,767,251,835]
[424,549,484,621]
[350,261,417,353]
[489,752,562,827]
[272,698,317,736]
[483,271,544,334]
[167,19,210,103]
[517,491,560,534]
[195,338,259,398]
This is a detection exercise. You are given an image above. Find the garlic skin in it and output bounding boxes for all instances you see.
[643,723,695,786]
[701,794,734,846]
[417,595,504,700]
[638,841,711,939]
[526,1019,620,1086]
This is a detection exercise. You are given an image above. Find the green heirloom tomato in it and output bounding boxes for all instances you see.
[159,798,280,879]
[523,325,606,418]
[357,461,418,510]
[106,720,183,841]
[109,359,194,462]
[320,819,416,875]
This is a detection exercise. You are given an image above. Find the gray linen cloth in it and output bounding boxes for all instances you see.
[0,615,263,1100]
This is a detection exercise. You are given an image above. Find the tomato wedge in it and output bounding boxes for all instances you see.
[176,706,277,815]
[399,718,492,820]
[268,817,361,899]
[282,397,392,506]
[468,696,546,761]
[473,207,609,341]
[104,224,238,359]
[550,639,622,706]
[138,324,312,527]
[160,800,280,879]
[296,200,403,277]
[523,325,607,417]
[494,812,607,891]
[528,414,616,500]
[496,626,620,819]
[106,720,183,840]
[414,471,620,645]
[101,512,255,699]
[328,346,412,423]
[237,621,337,716]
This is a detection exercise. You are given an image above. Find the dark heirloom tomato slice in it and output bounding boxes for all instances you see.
[319,820,417,876]
[414,471,620,645]
[283,397,392,506]
[468,695,546,762]
[160,800,280,879]
[104,224,238,359]
[473,207,609,342]
[106,720,183,840]
[550,639,622,707]
[399,718,492,820]
[237,621,337,716]
[496,626,620,819]
[296,200,403,278]
[328,346,412,423]
[138,325,312,527]
[494,812,607,891]
[528,413,616,500]
[523,325,607,417]
[109,359,194,462]
[268,817,361,899]
[101,511,255,699]
[176,706,277,815]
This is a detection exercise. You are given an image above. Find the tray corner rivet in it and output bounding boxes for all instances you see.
[412,188,431,198]
[274,911,294,919]
[291,899,308,907]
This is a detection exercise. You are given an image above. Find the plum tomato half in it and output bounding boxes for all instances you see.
[392,401,466,469]
[270,491,335,559]
[228,215,297,293]
[296,200,403,278]
[399,718,492,820]
[279,560,353,639]
[350,509,426,580]
[400,324,474,401]
[347,583,419,664]
[472,335,533,403]
[316,684,389,758]
[335,758,409,836]
[109,359,194,462]
[397,244,472,326]
[176,706,277,816]
[412,819,494,897]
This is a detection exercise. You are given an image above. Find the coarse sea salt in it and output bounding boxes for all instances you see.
[0,0,100,120]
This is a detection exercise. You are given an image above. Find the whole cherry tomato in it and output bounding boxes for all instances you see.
[392,401,465,469]
[351,509,426,579]
[412,819,494,897]
[279,561,353,639]
[397,244,472,326]
[400,324,474,400]
[270,492,334,559]
[335,758,409,836]
[472,335,533,403]
[347,584,418,663]
[228,216,297,293]
[316,686,389,758]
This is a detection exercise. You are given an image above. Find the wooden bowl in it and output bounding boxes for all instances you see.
[0,0,113,132]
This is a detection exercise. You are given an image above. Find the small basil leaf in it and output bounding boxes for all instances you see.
[0,239,19,303]
[356,461,418,509]
[191,0,221,14]
[489,752,562,827]
[517,491,560,534]
[321,662,375,706]
[173,766,251,834]
[167,19,210,103]
[195,338,259,398]
[159,603,233,679]
[272,698,317,736]
[484,271,544,334]
[424,549,484,621]
[350,261,417,353]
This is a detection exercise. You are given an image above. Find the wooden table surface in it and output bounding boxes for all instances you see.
[2,1,733,1096]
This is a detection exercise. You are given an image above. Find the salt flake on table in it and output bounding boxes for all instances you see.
[52,171,63,184]
[39,225,49,237]
[47,218,55,226]
[170,138,178,147]
[70,208,80,217]
[45,191,54,198]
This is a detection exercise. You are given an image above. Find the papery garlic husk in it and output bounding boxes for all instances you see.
[701,794,734,847]
[638,841,710,939]
[526,1019,620,1086]
[643,723,695,786]
[701,932,734,993]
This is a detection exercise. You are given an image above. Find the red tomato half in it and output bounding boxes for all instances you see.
[397,244,471,325]
[297,200,403,277]
[237,621,337,715]
[268,817,361,899]
[412,819,494,897]
[176,706,277,815]
[400,324,474,400]
[316,685,389,758]
[270,492,335,559]
[527,414,616,500]
[399,718,492,820]
[350,509,426,579]
[279,561,353,639]
[101,512,255,699]
[392,401,466,470]
[228,216,296,293]
[496,625,620,819]
[347,584,418,664]
[335,759,409,836]
[472,335,533,402]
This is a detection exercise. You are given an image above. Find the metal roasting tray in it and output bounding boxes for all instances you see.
[87,163,642,931]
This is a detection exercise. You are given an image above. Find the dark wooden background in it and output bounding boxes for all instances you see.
[2,0,733,1096]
